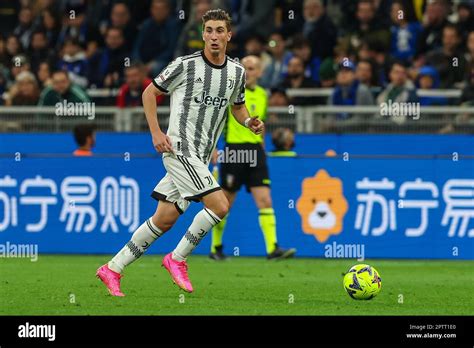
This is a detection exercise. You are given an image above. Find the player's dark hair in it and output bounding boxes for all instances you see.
[202,9,232,31]
[73,124,96,147]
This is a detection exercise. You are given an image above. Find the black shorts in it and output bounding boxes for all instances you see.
[219,143,270,192]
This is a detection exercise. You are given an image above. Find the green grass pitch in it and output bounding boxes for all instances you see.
[0,255,472,315]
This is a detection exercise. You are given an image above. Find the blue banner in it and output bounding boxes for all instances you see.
[0,134,473,259]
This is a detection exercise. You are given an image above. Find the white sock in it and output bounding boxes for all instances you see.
[108,218,164,273]
[172,208,221,261]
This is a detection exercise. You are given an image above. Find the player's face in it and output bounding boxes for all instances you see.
[203,20,231,55]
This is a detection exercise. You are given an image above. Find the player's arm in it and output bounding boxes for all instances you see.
[230,103,264,135]
[142,83,173,153]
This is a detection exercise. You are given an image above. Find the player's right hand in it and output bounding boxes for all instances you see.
[152,131,174,153]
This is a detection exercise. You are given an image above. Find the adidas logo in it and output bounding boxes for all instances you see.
[195,77,203,83]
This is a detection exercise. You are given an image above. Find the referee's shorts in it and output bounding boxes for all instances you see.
[219,143,270,193]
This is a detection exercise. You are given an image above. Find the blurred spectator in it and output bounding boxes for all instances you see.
[278,55,317,105]
[0,1,20,36]
[5,35,23,64]
[279,55,316,89]
[356,58,379,88]
[175,0,211,57]
[341,0,390,56]
[10,54,31,81]
[416,65,448,106]
[5,71,40,106]
[28,30,56,73]
[39,7,61,48]
[73,123,96,156]
[88,27,129,88]
[270,127,296,156]
[0,69,7,103]
[460,64,474,105]
[0,34,8,67]
[356,59,382,99]
[37,69,90,106]
[275,0,304,38]
[231,0,276,48]
[116,62,165,108]
[416,0,450,57]
[260,32,292,88]
[324,60,375,130]
[291,36,321,84]
[302,0,337,60]
[133,0,181,76]
[328,61,374,119]
[318,57,337,87]
[269,86,290,107]
[30,0,61,20]
[56,0,102,58]
[390,0,422,63]
[13,6,35,50]
[376,61,417,106]
[36,61,52,88]
[105,2,137,52]
[244,35,272,73]
[464,30,474,69]
[318,42,351,89]
[425,24,466,88]
[456,2,474,42]
[364,40,396,88]
[267,86,290,125]
[57,38,88,88]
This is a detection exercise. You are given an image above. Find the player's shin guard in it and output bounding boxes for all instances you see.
[211,213,228,253]
[108,218,164,273]
[259,208,278,254]
[173,208,221,261]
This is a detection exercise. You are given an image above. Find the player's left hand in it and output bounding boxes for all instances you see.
[249,117,264,135]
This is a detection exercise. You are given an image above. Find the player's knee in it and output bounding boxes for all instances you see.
[208,201,229,220]
[152,214,175,232]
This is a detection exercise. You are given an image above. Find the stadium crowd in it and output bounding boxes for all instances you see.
[0,0,473,110]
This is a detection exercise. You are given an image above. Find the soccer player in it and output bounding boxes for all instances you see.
[209,55,296,260]
[96,9,263,296]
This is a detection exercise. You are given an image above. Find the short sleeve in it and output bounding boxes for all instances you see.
[153,58,184,94]
[231,69,246,105]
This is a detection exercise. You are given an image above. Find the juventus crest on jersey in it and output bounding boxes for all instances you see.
[153,50,246,164]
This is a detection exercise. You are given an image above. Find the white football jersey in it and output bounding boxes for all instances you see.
[153,50,246,164]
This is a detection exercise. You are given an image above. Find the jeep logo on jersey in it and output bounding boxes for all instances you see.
[194,92,228,109]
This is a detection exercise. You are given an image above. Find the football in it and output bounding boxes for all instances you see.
[343,264,382,300]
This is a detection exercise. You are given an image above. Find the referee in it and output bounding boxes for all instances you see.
[210,55,296,260]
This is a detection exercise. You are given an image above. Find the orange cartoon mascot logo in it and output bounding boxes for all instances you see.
[296,169,348,243]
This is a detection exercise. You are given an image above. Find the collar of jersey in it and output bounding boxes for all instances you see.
[201,50,227,69]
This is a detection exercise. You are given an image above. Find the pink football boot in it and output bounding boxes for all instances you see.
[96,264,125,297]
[162,253,194,293]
